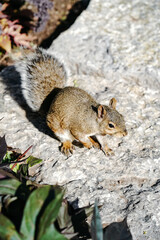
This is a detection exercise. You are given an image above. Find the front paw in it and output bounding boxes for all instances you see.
[61,141,74,156]
[81,141,93,149]
[93,142,101,149]
[89,137,101,149]
[103,145,114,156]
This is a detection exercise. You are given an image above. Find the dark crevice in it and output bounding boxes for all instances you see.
[151,179,160,188]
[40,0,91,49]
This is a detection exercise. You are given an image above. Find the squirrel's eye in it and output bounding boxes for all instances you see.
[108,123,115,128]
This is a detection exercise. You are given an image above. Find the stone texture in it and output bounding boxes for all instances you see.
[0,0,160,239]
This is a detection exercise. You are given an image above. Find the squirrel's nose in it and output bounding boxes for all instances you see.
[123,130,128,136]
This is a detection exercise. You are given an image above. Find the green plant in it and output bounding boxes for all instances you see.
[0,177,67,240]
[0,143,42,179]
[91,201,103,240]
[0,136,92,239]
[0,169,96,240]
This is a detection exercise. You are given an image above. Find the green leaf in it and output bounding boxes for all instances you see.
[57,201,71,229]
[20,185,51,240]
[91,200,103,240]
[0,179,21,195]
[3,151,18,163]
[0,135,7,162]
[26,156,42,167]
[0,213,22,240]
[39,224,68,240]
[37,189,64,240]
[18,164,28,176]
[10,162,21,173]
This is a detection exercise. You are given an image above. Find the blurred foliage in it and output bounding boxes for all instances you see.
[0,171,93,239]
[25,0,53,32]
[0,2,35,53]
[0,136,41,179]
[0,179,67,240]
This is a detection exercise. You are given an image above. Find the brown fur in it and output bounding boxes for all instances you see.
[20,49,127,156]
[46,87,127,155]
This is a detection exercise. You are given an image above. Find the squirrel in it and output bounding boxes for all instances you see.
[18,48,127,156]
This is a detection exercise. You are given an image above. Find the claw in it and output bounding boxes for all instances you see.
[61,141,74,156]
[103,145,114,156]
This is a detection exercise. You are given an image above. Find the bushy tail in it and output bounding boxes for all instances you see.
[17,48,66,111]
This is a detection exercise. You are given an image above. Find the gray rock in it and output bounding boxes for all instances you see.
[0,0,160,239]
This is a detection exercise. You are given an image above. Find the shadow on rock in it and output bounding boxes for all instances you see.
[0,65,58,140]
[103,218,133,240]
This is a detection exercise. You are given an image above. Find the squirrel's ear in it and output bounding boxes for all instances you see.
[109,98,117,109]
[98,105,106,118]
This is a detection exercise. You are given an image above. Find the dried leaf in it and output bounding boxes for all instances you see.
[1,3,8,12]
[0,18,7,27]
[14,33,35,47]
[0,34,11,52]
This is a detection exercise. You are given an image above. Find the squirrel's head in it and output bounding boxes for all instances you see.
[97,98,127,137]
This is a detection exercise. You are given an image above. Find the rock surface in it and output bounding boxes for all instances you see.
[0,0,160,239]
